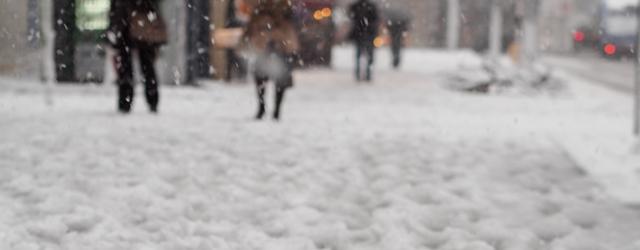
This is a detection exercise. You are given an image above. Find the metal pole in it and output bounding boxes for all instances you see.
[170,0,188,85]
[489,0,503,60]
[522,0,539,67]
[41,0,55,105]
[446,0,460,50]
[634,0,640,136]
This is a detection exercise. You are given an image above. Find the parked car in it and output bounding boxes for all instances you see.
[572,26,600,52]
[597,3,637,58]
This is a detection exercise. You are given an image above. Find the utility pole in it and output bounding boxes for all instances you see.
[489,0,503,60]
[41,0,55,105]
[170,0,188,85]
[634,0,640,136]
[522,0,540,67]
[446,0,460,50]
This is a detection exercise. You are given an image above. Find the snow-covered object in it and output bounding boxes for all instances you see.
[445,56,566,95]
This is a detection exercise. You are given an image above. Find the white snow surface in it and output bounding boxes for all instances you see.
[1,47,640,249]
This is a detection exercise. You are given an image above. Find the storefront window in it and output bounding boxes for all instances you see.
[76,0,110,31]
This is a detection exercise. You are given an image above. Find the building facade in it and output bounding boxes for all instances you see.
[0,0,41,77]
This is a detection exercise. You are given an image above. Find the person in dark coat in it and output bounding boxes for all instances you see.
[385,8,410,68]
[348,0,379,82]
[243,0,300,120]
[107,0,166,113]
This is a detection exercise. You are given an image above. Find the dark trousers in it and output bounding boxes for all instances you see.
[390,33,403,68]
[254,53,294,120]
[355,42,374,81]
[255,76,288,120]
[115,42,159,112]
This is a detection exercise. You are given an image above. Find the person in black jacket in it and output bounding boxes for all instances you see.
[243,0,300,121]
[107,0,166,113]
[348,0,379,82]
[385,8,410,69]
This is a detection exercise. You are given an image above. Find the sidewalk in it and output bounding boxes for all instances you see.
[1,48,640,249]
[544,66,640,206]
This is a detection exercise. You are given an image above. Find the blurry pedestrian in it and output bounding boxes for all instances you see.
[348,0,379,82]
[243,0,300,120]
[385,8,410,69]
[107,0,167,114]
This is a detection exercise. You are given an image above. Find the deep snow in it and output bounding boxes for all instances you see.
[1,47,640,249]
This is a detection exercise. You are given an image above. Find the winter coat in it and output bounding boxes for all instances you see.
[348,0,379,44]
[107,0,166,47]
[385,8,410,36]
[243,0,300,55]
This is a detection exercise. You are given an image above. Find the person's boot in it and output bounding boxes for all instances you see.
[118,81,133,113]
[393,57,400,69]
[149,106,158,114]
[118,104,131,114]
[255,104,266,120]
[145,86,159,114]
[255,78,267,120]
[273,87,286,121]
[355,59,361,81]
[118,98,131,113]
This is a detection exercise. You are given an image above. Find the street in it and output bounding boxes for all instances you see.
[542,51,636,93]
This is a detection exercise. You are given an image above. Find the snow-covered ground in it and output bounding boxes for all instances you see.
[1,47,640,249]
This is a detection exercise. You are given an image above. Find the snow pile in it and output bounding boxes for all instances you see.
[445,57,566,95]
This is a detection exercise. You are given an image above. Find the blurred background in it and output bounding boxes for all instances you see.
[3,2,640,248]
[0,0,637,88]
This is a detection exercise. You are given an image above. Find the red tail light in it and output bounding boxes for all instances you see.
[604,44,617,55]
[574,31,585,42]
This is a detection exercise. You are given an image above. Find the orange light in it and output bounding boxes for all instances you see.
[313,10,324,21]
[321,8,332,17]
[374,37,385,48]
[604,43,616,55]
